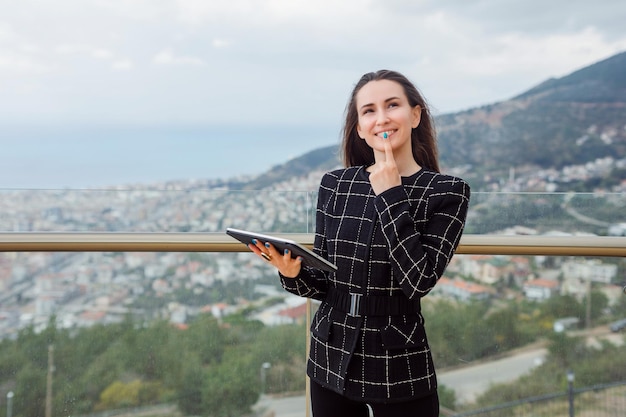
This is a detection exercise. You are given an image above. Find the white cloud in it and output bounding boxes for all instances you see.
[55,44,116,60]
[212,39,231,49]
[55,44,82,55]
[1,0,625,124]
[174,0,373,26]
[111,59,133,71]
[92,48,115,60]
[0,51,52,74]
[152,48,206,66]
[0,23,50,73]
[91,0,174,21]
[424,26,620,80]
[0,22,19,42]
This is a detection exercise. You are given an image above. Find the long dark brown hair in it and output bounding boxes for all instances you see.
[341,70,440,172]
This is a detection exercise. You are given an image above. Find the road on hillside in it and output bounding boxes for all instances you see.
[437,347,547,403]
[256,346,548,416]
[258,326,625,416]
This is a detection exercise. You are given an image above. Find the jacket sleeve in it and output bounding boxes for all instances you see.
[374,177,470,299]
[279,172,336,300]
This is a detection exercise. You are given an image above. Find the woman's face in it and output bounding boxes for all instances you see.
[355,79,421,158]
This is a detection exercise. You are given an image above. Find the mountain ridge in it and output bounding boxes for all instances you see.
[517,51,626,102]
[247,51,626,192]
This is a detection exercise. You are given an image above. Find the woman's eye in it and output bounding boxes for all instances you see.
[388,102,399,108]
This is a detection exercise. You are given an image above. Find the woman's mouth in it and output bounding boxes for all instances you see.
[377,130,396,139]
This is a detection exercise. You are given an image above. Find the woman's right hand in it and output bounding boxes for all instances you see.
[369,138,402,195]
[248,240,302,278]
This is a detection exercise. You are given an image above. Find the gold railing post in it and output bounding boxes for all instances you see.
[305,299,312,417]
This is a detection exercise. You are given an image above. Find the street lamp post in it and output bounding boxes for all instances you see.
[6,391,14,417]
[567,370,575,417]
[260,362,271,396]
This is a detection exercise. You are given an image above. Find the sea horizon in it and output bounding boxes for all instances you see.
[1,124,340,189]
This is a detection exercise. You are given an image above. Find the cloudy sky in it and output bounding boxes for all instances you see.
[2,0,626,129]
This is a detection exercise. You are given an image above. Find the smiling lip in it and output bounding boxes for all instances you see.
[377,130,396,138]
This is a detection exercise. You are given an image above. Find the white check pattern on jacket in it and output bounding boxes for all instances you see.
[280,166,470,403]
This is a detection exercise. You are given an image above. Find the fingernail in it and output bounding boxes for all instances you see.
[252,239,257,244]
[383,132,388,139]
[284,249,290,255]
[265,242,271,248]
[297,256,303,262]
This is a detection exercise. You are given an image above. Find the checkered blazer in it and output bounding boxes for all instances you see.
[280,166,470,403]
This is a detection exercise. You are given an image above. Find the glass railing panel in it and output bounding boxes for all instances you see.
[1,250,624,416]
[2,189,625,237]
[432,253,626,414]
[1,189,625,417]
[0,189,316,233]
[467,191,626,236]
[0,249,308,417]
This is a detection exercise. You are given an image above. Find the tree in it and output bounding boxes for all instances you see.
[541,294,584,323]
[75,343,128,412]
[584,288,609,324]
[438,384,457,411]
[96,380,142,410]
[177,354,205,416]
[201,349,259,417]
[184,314,225,365]
[485,306,524,351]
[546,332,587,369]
[611,292,626,317]
[131,320,181,381]
[14,363,47,417]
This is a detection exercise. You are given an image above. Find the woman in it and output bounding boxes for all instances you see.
[249,70,470,416]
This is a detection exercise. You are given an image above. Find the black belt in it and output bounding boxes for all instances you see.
[326,287,421,317]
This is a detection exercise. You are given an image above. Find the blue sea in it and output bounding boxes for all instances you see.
[1,124,340,189]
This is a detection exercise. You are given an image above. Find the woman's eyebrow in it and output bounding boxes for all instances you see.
[359,96,401,111]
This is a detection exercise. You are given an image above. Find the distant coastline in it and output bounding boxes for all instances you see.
[1,124,340,189]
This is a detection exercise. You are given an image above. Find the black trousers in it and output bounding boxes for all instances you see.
[310,380,439,417]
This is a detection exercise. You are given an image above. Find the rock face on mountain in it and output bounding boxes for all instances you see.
[435,51,626,187]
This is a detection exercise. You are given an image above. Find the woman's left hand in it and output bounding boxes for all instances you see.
[248,240,302,278]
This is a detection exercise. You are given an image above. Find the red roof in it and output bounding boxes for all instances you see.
[525,278,559,289]
[278,303,307,319]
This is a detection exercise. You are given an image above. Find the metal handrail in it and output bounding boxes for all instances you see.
[1,232,625,256]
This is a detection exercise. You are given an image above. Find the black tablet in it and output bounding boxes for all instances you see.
[226,227,338,272]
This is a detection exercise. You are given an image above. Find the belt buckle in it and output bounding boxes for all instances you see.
[348,293,362,317]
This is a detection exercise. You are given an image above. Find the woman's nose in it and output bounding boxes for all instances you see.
[376,110,389,125]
